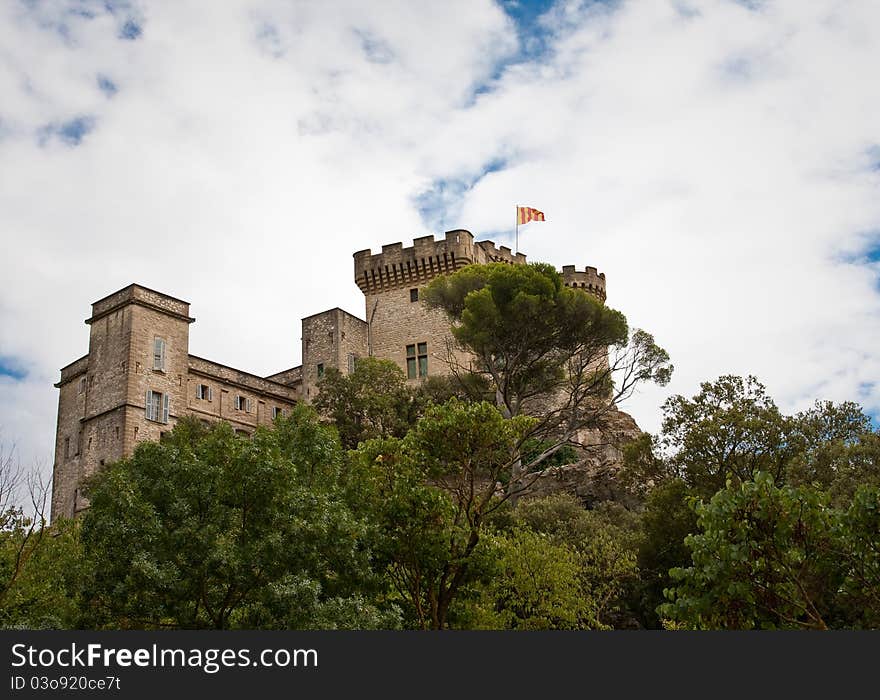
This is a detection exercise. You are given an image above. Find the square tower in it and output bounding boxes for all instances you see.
[52,285,194,519]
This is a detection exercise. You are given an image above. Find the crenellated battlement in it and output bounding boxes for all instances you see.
[561,265,606,302]
[355,230,478,293]
[474,240,527,266]
[353,230,531,294]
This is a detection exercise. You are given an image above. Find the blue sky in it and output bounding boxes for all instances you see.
[1,0,880,485]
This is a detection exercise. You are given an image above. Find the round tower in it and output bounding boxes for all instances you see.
[561,265,606,303]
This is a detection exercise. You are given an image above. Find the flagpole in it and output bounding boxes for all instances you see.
[515,205,519,255]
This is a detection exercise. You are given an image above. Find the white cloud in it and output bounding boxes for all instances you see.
[1,0,880,493]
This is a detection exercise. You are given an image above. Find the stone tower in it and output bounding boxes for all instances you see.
[352,229,530,381]
[52,285,194,518]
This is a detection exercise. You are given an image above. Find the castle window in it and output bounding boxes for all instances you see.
[406,343,429,379]
[317,363,324,378]
[146,390,169,423]
[78,376,86,394]
[348,353,357,374]
[153,337,166,372]
[410,288,419,302]
[196,384,213,401]
[64,437,70,460]
[273,406,283,419]
[235,395,252,412]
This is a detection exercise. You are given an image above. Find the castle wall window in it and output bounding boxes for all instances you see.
[410,288,419,302]
[317,363,324,378]
[406,343,428,379]
[196,384,213,401]
[64,437,70,460]
[153,337,166,371]
[78,376,86,394]
[235,395,253,412]
[146,390,169,423]
[347,353,357,374]
[273,406,283,419]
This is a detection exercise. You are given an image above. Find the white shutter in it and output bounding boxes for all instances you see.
[160,338,166,370]
[162,393,170,423]
[246,398,253,413]
[145,390,151,420]
[208,386,213,402]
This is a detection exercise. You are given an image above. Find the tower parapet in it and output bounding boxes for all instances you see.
[561,265,606,303]
[474,240,527,266]
[354,230,478,293]
[354,230,529,294]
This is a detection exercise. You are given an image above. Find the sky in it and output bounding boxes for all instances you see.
[2,0,880,492]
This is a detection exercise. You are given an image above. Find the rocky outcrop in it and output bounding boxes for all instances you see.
[518,407,643,509]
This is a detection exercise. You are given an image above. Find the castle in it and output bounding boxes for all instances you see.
[51,229,607,521]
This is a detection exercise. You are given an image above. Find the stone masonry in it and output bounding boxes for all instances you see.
[51,229,610,521]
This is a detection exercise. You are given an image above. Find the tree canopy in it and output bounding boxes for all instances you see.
[423,261,672,494]
[79,410,395,629]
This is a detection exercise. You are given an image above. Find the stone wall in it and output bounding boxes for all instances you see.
[301,308,369,399]
[265,365,303,388]
[51,285,301,521]
[187,356,299,429]
[561,265,606,302]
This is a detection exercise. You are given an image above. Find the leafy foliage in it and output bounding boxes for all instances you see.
[80,410,388,629]
[661,473,880,630]
[486,495,640,629]
[313,358,416,450]
[350,400,535,628]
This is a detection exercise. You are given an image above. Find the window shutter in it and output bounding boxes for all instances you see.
[162,393,170,423]
[160,339,166,370]
[145,390,151,419]
[208,387,213,402]
[247,398,253,413]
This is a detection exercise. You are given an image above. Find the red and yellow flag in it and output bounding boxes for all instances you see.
[516,206,545,225]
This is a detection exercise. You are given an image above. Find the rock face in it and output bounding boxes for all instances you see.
[518,407,643,509]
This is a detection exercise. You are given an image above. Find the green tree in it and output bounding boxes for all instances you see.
[660,473,838,630]
[80,410,387,629]
[313,358,416,449]
[786,401,880,502]
[351,399,535,629]
[495,495,640,629]
[0,444,81,629]
[829,486,880,628]
[633,479,698,628]
[656,375,793,497]
[423,262,671,495]
[471,529,586,630]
